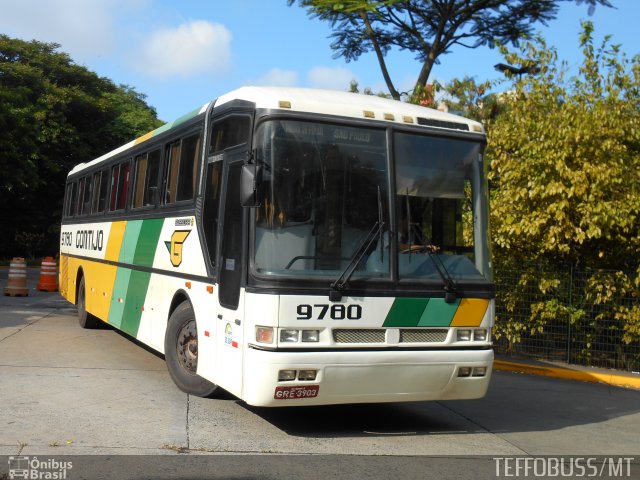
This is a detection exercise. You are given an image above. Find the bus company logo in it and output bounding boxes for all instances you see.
[164,230,191,267]
[8,456,73,479]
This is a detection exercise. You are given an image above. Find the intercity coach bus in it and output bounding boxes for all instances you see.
[59,87,494,406]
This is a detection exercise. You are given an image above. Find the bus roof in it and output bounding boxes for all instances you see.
[69,86,483,176]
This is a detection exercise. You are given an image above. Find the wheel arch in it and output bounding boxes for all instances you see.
[168,289,193,321]
[74,266,85,305]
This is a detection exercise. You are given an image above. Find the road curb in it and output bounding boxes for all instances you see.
[494,360,640,390]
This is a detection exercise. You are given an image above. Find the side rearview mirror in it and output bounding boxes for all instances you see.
[240,163,263,207]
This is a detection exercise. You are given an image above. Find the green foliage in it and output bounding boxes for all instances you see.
[290,0,613,99]
[489,23,640,356]
[0,35,162,258]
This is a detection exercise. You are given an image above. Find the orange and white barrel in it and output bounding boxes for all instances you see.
[36,256,58,292]
[4,257,29,297]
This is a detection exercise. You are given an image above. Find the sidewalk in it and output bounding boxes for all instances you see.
[494,355,640,390]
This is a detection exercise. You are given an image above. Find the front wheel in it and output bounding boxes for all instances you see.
[164,301,218,397]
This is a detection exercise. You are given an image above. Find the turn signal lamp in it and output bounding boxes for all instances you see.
[256,326,274,344]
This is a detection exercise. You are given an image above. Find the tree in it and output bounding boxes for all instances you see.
[0,36,162,258]
[290,0,613,101]
[488,23,640,357]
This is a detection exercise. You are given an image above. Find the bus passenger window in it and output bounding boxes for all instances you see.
[109,161,131,211]
[97,168,109,213]
[90,172,101,214]
[177,134,201,201]
[165,134,201,204]
[76,178,85,216]
[144,149,161,206]
[81,176,92,215]
[165,142,181,204]
[109,164,120,211]
[132,153,148,209]
[65,182,77,217]
[117,162,131,210]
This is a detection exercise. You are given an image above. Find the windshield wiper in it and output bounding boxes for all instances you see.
[329,187,385,301]
[329,220,384,302]
[423,246,458,303]
[405,196,457,303]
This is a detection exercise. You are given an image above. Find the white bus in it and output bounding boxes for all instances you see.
[59,87,494,406]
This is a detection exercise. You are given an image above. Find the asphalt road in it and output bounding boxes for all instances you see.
[0,270,639,479]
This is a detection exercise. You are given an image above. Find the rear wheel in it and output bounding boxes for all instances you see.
[164,301,218,397]
[77,277,98,329]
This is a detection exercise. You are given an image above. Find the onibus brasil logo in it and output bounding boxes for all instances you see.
[8,456,73,479]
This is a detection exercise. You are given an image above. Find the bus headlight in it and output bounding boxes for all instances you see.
[280,329,300,342]
[474,329,488,341]
[256,326,274,344]
[301,330,319,342]
[456,329,471,342]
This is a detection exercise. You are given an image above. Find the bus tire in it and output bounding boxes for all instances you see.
[77,277,99,329]
[164,301,218,397]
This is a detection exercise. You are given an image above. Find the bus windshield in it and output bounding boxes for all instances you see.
[253,119,489,284]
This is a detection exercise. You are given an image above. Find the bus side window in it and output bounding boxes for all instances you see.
[165,133,201,204]
[177,134,201,201]
[109,164,120,211]
[164,141,181,204]
[76,177,85,216]
[97,168,109,213]
[116,161,131,210]
[65,182,77,217]
[90,172,101,214]
[132,153,148,209]
[144,149,161,206]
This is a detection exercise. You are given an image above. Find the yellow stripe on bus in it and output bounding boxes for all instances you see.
[450,298,489,327]
[105,221,127,262]
[83,260,118,322]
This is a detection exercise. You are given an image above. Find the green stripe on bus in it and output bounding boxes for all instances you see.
[119,220,143,263]
[109,219,164,336]
[108,267,131,329]
[120,269,151,337]
[417,298,460,326]
[133,218,164,267]
[383,298,430,327]
[383,297,462,327]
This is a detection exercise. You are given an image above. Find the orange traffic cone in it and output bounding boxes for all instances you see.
[36,256,58,292]
[4,257,29,297]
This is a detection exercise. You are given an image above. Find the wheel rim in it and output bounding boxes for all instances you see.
[177,319,198,375]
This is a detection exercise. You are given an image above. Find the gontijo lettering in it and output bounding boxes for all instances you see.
[75,230,104,251]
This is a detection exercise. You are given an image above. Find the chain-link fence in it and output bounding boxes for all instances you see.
[493,263,640,372]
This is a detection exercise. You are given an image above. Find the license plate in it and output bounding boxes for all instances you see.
[274,385,319,400]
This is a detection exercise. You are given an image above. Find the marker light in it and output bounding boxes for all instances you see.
[457,329,472,342]
[256,326,274,344]
[280,329,299,342]
[301,330,320,342]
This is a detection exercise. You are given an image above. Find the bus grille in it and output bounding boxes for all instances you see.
[333,329,385,344]
[332,328,449,344]
[399,329,448,343]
